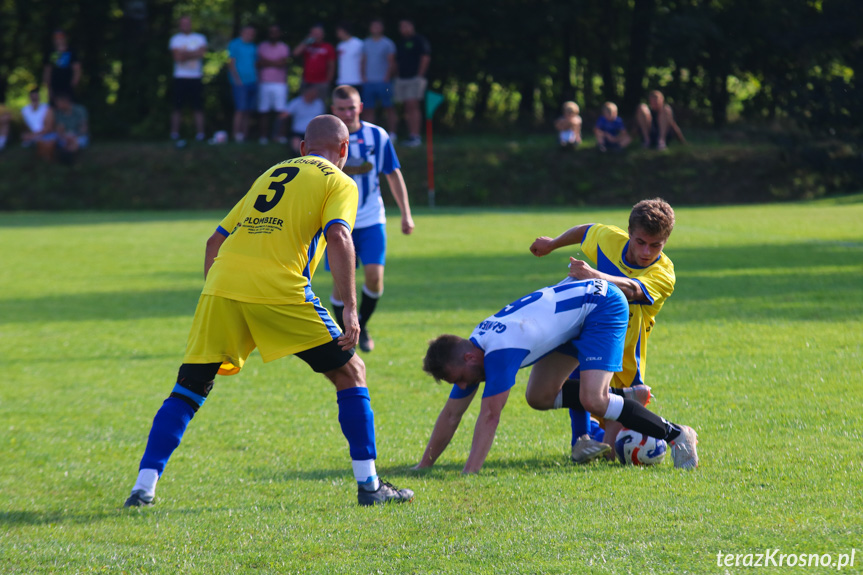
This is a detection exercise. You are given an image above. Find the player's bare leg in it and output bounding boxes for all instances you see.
[524,352,579,410]
[635,104,652,147]
[524,354,612,464]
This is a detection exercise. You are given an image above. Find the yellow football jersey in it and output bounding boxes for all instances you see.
[580,224,675,387]
[203,155,358,305]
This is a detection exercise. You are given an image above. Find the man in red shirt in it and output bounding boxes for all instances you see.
[294,24,335,100]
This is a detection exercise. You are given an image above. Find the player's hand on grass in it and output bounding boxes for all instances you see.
[568,257,597,280]
[338,307,360,350]
[402,214,415,235]
[529,237,555,257]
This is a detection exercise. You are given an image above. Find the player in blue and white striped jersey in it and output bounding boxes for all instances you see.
[327,85,415,353]
[415,278,698,473]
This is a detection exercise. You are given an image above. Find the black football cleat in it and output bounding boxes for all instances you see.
[357,480,414,506]
[124,490,154,508]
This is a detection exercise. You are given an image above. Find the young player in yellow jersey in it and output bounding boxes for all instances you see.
[530,198,680,463]
[124,115,413,508]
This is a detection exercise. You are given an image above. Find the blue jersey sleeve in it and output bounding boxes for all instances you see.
[380,137,400,175]
[449,383,479,400]
[481,348,530,398]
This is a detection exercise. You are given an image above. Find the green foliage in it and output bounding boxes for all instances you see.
[1,203,861,573]
[1,135,860,210]
[1,1,861,136]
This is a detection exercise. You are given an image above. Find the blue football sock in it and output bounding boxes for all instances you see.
[336,386,378,464]
[139,396,195,474]
[569,408,591,446]
[588,419,605,443]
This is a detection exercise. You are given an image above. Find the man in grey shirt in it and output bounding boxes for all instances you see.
[361,18,397,137]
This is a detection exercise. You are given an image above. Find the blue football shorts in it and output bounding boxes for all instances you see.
[556,285,628,372]
[325,223,387,270]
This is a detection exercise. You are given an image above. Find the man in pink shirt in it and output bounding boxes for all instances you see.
[294,24,335,100]
[257,24,290,144]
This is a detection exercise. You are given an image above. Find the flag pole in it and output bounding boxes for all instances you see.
[424,91,445,208]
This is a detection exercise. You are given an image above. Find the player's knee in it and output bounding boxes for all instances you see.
[330,355,366,389]
[172,363,220,411]
[579,389,607,414]
[525,392,549,411]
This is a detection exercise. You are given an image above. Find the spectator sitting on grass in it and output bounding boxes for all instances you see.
[594,101,632,152]
[21,88,51,147]
[44,92,88,163]
[635,90,686,150]
[554,101,582,149]
[279,85,325,154]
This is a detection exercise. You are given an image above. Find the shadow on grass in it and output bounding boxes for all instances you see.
[0,211,221,228]
[0,506,209,527]
[247,456,619,483]
[0,288,201,324]
[2,241,859,325]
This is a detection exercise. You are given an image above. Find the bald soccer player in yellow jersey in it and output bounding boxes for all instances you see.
[124,115,414,508]
[530,198,682,463]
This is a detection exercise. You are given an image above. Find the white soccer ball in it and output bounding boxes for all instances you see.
[614,428,667,465]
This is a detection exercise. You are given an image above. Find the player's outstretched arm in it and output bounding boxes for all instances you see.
[413,391,477,470]
[383,169,414,235]
[463,390,510,474]
[326,223,360,350]
[530,223,592,257]
[568,257,646,301]
[204,231,227,279]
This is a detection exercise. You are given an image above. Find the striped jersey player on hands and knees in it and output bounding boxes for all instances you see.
[326,84,414,354]
[530,198,685,464]
[124,114,413,509]
[413,275,698,474]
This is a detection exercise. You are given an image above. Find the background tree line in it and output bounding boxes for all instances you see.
[1,0,860,139]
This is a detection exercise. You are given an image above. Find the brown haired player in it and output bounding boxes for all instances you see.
[530,198,681,463]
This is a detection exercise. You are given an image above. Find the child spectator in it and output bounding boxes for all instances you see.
[21,89,51,147]
[44,92,88,163]
[554,101,582,149]
[279,85,325,154]
[594,101,632,152]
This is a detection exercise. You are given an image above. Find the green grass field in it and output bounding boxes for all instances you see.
[2,199,862,574]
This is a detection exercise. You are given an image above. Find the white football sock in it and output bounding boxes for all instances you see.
[132,468,159,498]
[330,296,344,307]
[603,394,624,421]
[553,391,563,409]
[352,459,379,491]
[362,285,383,298]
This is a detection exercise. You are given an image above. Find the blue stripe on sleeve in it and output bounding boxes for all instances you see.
[324,218,352,236]
[631,279,654,305]
[216,226,229,237]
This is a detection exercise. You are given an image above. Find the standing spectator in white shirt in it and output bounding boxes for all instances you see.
[335,22,364,91]
[169,15,207,143]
